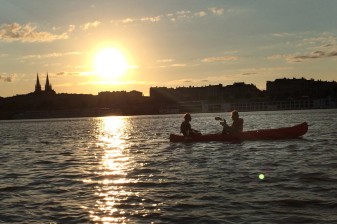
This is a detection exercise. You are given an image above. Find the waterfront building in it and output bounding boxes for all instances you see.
[150,84,224,102]
[223,82,262,100]
[231,97,336,112]
[266,77,337,99]
[158,100,231,114]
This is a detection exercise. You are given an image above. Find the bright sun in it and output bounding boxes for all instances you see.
[94,48,128,78]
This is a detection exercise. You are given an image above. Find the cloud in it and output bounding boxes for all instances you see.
[270,50,337,63]
[195,11,207,17]
[271,32,293,37]
[0,23,69,42]
[170,8,225,21]
[208,7,225,15]
[141,16,161,23]
[68,25,76,32]
[327,51,337,57]
[156,59,174,63]
[157,55,238,68]
[241,72,257,76]
[175,10,192,20]
[20,52,80,60]
[201,56,238,63]
[0,74,14,82]
[3,76,13,82]
[40,71,86,77]
[290,50,337,62]
[81,21,101,30]
[112,7,225,25]
[237,67,292,78]
[156,59,187,68]
[270,32,337,55]
[117,16,162,24]
[290,33,337,51]
[171,64,186,67]
[158,63,186,69]
[267,54,288,60]
[301,35,336,46]
[56,72,66,76]
[121,18,135,24]
[56,71,80,76]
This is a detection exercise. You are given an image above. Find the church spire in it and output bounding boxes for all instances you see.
[45,73,50,91]
[45,73,52,92]
[44,72,55,94]
[35,73,42,93]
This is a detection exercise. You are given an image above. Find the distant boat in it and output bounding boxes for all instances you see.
[169,122,308,142]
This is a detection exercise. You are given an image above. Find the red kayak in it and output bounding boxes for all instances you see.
[169,122,308,142]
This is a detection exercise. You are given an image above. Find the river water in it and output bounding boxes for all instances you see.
[0,109,336,223]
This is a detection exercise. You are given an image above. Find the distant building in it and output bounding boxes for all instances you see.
[223,82,261,100]
[150,79,337,113]
[150,84,233,113]
[150,83,262,103]
[266,77,337,99]
[97,90,144,107]
[34,73,56,94]
[150,84,225,102]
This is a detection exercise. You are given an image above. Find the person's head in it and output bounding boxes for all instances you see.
[184,113,192,121]
[231,110,239,120]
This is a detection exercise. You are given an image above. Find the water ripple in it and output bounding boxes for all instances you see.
[1,111,337,223]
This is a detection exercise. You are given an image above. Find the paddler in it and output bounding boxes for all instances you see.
[180,113,201,137]
[217,110,244,134]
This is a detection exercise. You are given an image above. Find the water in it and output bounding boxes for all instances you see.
[0,109,336,223]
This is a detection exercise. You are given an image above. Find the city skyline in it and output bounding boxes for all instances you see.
[7,73,337,98]
[1,0,337,97]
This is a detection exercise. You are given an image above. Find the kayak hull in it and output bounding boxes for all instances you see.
[169,122,308,142]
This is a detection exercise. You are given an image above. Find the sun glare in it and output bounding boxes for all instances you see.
[94,48,128,79]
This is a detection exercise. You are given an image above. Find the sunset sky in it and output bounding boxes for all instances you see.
[1,0,337,97]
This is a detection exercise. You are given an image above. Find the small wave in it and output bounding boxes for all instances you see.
[3,173,21,179]
[298,172,337,183]
[33,160,57,165]
[0,185,28,192]
[274,198,325,207]
[277,215,322,224]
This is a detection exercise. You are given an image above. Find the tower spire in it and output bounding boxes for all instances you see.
[35,73,42,93]
[45,72,50,91]
[44,72,55,94]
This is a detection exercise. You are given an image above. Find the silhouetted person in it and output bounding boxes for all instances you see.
[180,113,201,137]
[217,110,244,134]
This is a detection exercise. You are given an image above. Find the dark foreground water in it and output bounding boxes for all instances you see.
[1,109,337,223]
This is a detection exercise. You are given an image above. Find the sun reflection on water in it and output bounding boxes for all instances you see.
[89,116,134,223]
